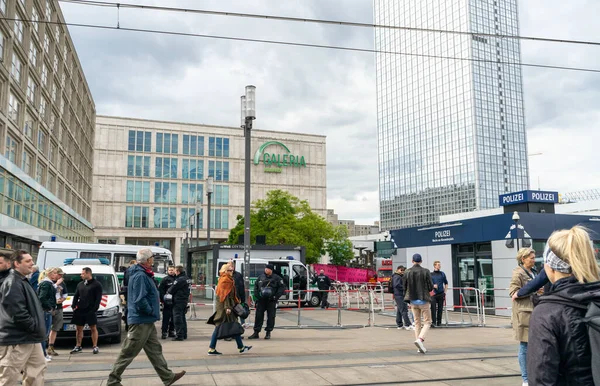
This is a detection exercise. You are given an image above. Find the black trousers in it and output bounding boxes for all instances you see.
[431,293,445,326]
[320,291,329,308]
[173,302,187,339]
[254,300,276,333]
[161,305,174,335]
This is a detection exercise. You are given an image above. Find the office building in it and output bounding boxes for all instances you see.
[0,0,95,254]
[92,115,327,263]
[374,0,529,229]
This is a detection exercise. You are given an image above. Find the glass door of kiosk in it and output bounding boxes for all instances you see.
[453,243,495,314]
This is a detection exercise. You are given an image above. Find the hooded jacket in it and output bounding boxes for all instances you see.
[391,272,405,298]
[527,276,600,386]
[167,271,191,305]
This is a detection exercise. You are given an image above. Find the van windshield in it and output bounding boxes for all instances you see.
[63,274,117,296]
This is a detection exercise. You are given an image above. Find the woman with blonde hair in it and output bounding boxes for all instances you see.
[206,263,252,355]
[527,226,600,385]
[509,247,537,386]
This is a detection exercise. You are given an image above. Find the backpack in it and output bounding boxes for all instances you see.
[584,300,600,386]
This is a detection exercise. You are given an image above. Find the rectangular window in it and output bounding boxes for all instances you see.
[31,8,39,35]
[210,209,229,229]
[182,135,203,155]
[43,34,49,54]
[0,0,6,15]
[11,54,22,82]
[209,137,215,156]
[125,206,149,228]
[223,138,229,157]
[8,93,20,122]
[214,185,229,205]
[47,172,55,193]
[37,130,46,153]
[22,151,32,175]
[181,208,197,229]
[127,155,150,177]
[154,182,177,203]
[181,183,203,204]
[0,30,4,62]
[5,135,17,163]
[156,133,178,154]
[41,63,48,86]
[35,162,44,184]
[49,142,55,164]
[14,19,24,44]
[23,113,33,140]
[207,161,229,182]
[126,181,150,202]
[155,157,177,179]
[29,42,38,67]
[153,207,176,228]
[208,137,229,157]
[26,77,36,103]
[45,0,52,20]
[127,130,151,152]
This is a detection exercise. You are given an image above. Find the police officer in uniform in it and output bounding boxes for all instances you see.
[167,265,191,341]
[248,264,285,340]
[312,269,332,308]
[158,266,176,339]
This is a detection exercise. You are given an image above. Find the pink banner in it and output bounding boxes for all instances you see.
[312,264,376,283]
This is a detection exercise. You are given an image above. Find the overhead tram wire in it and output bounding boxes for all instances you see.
[4,16,600,74]
[57,0,600,47]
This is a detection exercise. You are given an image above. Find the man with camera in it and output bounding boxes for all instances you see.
[248,264,285,340]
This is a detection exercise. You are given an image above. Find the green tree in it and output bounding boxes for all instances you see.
[226,190,334,264]
[326,225,355,266]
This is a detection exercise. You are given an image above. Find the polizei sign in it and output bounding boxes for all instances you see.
[498,190,559,206]
[253,141,306,173]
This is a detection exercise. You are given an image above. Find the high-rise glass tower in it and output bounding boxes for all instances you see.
[375,0,529,230]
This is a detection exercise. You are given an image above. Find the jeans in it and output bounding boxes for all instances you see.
[41,312,52,356]
[394,296,411,327]
[209,327,243,350]
[518,342,528,382]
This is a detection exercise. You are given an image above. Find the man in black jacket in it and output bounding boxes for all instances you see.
[0,249,47,385]
[248,264,285,340]
[312,270,332,309]
[404,254,433,354]
[0,251,11,284]
[70,267,103,355]
[167,265,191,341]
[158,266,176,339]
[392,266,412,330]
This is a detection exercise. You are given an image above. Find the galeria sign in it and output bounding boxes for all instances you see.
[253,141,306,173]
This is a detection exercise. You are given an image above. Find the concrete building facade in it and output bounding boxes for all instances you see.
[326,209,379,237]
[92,116,326,263]
[0,0,95,254]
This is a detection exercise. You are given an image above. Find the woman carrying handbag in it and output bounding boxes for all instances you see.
[207,263,252,355]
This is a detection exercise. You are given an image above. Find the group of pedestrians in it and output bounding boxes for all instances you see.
[158,265,191,341]
[510,225,600,386]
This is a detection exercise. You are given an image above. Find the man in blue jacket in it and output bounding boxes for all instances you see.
[430,261,448,327]
[107,249,186,386]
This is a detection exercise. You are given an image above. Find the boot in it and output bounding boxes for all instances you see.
[248,332,259,339]
[161,333,167,339]
[264,331,271,340]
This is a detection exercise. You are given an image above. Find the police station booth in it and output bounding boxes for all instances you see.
[390,190,600,316]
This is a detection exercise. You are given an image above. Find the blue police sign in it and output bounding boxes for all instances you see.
[499,190,558,207]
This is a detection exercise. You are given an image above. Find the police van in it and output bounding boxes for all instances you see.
[216,256,321,307]
[59,258,123,343]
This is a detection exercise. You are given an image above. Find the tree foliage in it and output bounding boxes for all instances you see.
[226,190,334,264]
[326,225,355,266]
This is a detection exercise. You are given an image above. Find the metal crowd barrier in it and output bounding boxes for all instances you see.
[187,285,216,321]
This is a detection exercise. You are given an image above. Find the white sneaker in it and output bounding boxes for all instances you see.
[414,339,427,353]
[405,325,415,331]
[45,355,52,362]
[522,383,528,386]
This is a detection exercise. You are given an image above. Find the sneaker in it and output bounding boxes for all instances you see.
[397,326,402,329]
[522,383,528,386]
[207,349,222,355]
[404,326,414,331]
[70,346,82,354]
[47,346,59,356]
[161,333,167,340]
[239,345,252,354]
[414,338,427,354]
[45,355,52,362]
[92,346,99,355]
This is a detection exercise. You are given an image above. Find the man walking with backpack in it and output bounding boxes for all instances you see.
[392,266,412,330]
[430,261,448,327]
[404,254,433,354]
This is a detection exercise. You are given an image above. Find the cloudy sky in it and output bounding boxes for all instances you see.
[60,0,600,224]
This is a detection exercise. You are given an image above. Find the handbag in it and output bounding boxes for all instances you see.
[215,321,244,340]
[233,303,250,319]
[260,282,273,298]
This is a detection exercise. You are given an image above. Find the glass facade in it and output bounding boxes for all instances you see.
[374,0,529,229]
[127,130,151,152]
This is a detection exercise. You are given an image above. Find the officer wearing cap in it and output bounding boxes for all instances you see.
[248,264,285,340]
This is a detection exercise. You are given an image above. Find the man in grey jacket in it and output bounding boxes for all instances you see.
[0,250,47,386]
[404,253,433,354]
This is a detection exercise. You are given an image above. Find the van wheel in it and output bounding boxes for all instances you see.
[309,294,321,307]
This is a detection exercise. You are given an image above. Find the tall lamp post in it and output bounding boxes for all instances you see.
[241,85,256,302]
[206,176,214,245]
[512,211,520,250]
[195,198,201,246]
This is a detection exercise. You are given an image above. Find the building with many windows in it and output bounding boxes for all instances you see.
[0,0,95,253]
[92,116,327,263]
[374,0,529,230]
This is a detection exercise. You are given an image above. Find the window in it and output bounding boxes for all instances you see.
[14,19,24,44]
[214,185,229,205]
[29,42,38,67]
[154,182,177,203]
[127,130,151,152]
[210,209,229,229]
[43,34,49,54]
[181,159,203,180]
[208,161,229,181]
[35,161,45,184]
[208,137,230,157]
[0,30,4,62]
[125,206,149,228]
[26,77,36,103]
[23,113,33,140]
[153,207,176,228]
[31,8,40,35]
[41,63,48,86]
[8,93,20,122]
[39,97,47,118]
[48,142,56,164]
[156,133,178,154]
[37,130,46,153]
[47,172,55,193]
[181,183,203,204]
[51,82,57,102]
[45,0,52,21]
[155,157,178,179]
[11,54,22,82]
[126,155,150,177]
[126,181,150,202]
[21,151,32,175]
[181,208,197,229]
[182,135,204,156]
[5,134,17,163]
[53,54,58,72]
[0,0,5,15]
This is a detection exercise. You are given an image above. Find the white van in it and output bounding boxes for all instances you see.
[59,258,123,343]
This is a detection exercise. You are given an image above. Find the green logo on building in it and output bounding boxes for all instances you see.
[253,141,306,173]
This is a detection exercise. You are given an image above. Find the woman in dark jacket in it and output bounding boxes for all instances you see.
[527,226,600,386]
[206,263,252,355]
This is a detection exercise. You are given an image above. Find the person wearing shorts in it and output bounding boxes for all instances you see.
[69,267,103,355]
[47,269,66,357]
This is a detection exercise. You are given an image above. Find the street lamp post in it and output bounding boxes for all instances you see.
[241,86,256,302]
[206,176,214,245]
[512,211,520,250]
[189,214,195,248]
[195,199,201,246]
